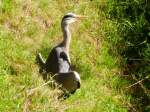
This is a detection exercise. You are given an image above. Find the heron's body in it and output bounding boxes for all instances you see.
[45,45,70,74]
[36,13,85,93]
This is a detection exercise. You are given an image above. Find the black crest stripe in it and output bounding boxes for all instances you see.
[63,15,74,19]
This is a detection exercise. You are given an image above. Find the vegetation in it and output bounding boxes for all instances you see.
[0,0,149,112]
[107,0,150,111]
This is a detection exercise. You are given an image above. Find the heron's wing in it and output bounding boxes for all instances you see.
[58,50,71,73]
[54,71,81,93]
[45,48,59,74]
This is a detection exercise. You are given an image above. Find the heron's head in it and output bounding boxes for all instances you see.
[61,13,86,25]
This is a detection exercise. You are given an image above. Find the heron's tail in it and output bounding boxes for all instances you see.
[36,53,45,73]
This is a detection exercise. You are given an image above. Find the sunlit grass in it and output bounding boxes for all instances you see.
[0,0,131,111]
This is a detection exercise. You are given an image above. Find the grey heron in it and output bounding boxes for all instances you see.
[36,13,86,93]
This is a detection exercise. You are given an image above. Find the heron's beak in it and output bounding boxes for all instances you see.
[75,15,88,20]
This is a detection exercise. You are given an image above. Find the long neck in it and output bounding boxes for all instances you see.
[61,23,71,53]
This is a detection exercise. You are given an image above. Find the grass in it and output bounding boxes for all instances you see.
[0,0,131,111]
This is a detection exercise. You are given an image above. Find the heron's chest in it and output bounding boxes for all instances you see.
[58,59,70,73]
[56,48,70,73]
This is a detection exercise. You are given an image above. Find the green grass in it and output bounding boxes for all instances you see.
[0,0,131,111]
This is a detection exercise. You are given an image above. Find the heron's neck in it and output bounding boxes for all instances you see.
[62,24,71,53]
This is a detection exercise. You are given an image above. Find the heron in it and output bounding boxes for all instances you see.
[36,13,86,93]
